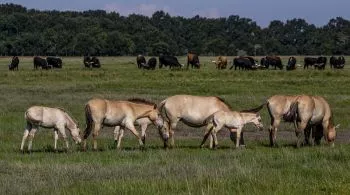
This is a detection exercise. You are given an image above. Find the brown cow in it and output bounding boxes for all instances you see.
[213,56,227,69]
[187,53,200,69]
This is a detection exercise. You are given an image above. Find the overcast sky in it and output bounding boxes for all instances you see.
[3,0,350,27]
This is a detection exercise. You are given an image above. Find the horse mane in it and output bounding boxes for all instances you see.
[128,98,155,106]
[215,96,232,109]
[55,107,79,126]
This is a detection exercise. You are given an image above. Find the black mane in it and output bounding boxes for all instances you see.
[128,98,155,106]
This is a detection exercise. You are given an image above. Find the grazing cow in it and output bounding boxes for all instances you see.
[330,56,345,69]
[304,57,318,69]
[34,56,50,70]
[159,55,183,69]
[315,57,327,70]
[83,56,101,68]
[286,57,297,71]
[9,56,19,71]
[146,57,157,70]
[187,53,200,69]
[136,55,146,69]
[231,56,257,70]
[46,56,62,68]
[261,56,283,69]
[214,56,227,69]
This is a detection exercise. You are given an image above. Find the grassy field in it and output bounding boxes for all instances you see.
[1,56,350,194]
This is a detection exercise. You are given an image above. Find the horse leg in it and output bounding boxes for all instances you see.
[140,124,148,145]
[92,123,102,150]
[304,125,312,146]
[114,126,124,149]
[200,123,214,148]
[57,126,69,150]
[269,118,280,147]
[211,131,218,149]
[27,127,38,152]
[20,122,32,152]
[54,129,59,151]
[235,128,243,148]
[168,121,178,148]
[295,121,308,148]
[125,122,144,147]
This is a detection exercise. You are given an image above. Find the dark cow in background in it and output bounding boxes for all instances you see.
[34,56,50,70]
[159,55,183,69]
[304,57,318,69]
[8,56,19,71]
[261,56,283,69]
[213,56,227,69]
[187,53,200,69]
[231,56,258,70]
[315,57,327,70]
[136,55,146,69]
[84,56,101,68]
[46,56,62,68]
[330,56,345,69]
[146,57,157,70]
[286,57,297,70]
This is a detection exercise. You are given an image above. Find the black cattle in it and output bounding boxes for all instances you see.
[159,55,182,69]
[304,57,318,69]
[330,56,345,69]
[34,56,50,70]
[136,55,146,69]
[46,56,62,68]
[315,57,327,70]
[187,53,200,69]
[231,56,257,70]
[286,57,297,71]
[146,57,157,70]
[8,56,19,71]
[261,56,283,69]
[83,56,101,68]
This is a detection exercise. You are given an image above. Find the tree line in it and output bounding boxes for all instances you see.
[1,3,350,56]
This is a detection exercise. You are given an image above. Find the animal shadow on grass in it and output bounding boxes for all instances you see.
[19,145,71,154]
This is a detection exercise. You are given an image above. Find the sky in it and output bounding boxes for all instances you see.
[2,0,350,27]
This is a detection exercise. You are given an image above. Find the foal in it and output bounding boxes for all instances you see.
[20,106,81,152]
[201,110,263,148]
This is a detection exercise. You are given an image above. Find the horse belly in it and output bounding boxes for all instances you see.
[104,115,124,126]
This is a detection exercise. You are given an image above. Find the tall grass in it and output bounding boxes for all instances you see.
[0,56,350,194]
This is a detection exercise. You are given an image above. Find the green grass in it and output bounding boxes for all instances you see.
[1,56,350,194]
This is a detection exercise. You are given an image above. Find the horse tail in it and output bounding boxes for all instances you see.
[241,102,267,113]
[84,104,93,139]
[283,102,299,122]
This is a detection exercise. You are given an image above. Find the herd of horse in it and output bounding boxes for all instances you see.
[20,95,338,152]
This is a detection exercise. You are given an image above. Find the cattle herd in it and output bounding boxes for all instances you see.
[5,54,346,71]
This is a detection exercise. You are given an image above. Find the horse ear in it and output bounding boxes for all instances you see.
[335,124,340,129]
[154,104,157,109]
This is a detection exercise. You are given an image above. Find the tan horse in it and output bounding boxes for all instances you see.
[253,95,337,147]
[200,110,264,148]
[83,98,163,150]
[20,106,81,152]
[113,117,159,149]
[158,95,237,148]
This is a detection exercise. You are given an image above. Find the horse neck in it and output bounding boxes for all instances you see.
[240,112,256,124]
[63,113,76,131]
[132,104,154,119]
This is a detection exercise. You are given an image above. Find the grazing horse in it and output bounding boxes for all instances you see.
[200,110,264,149]
[158,95,244,148]
[9,56,19,71]
[20,106,81,152]
[252,95,337,147]
[83,98,163,150]
[213,56,227,69]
